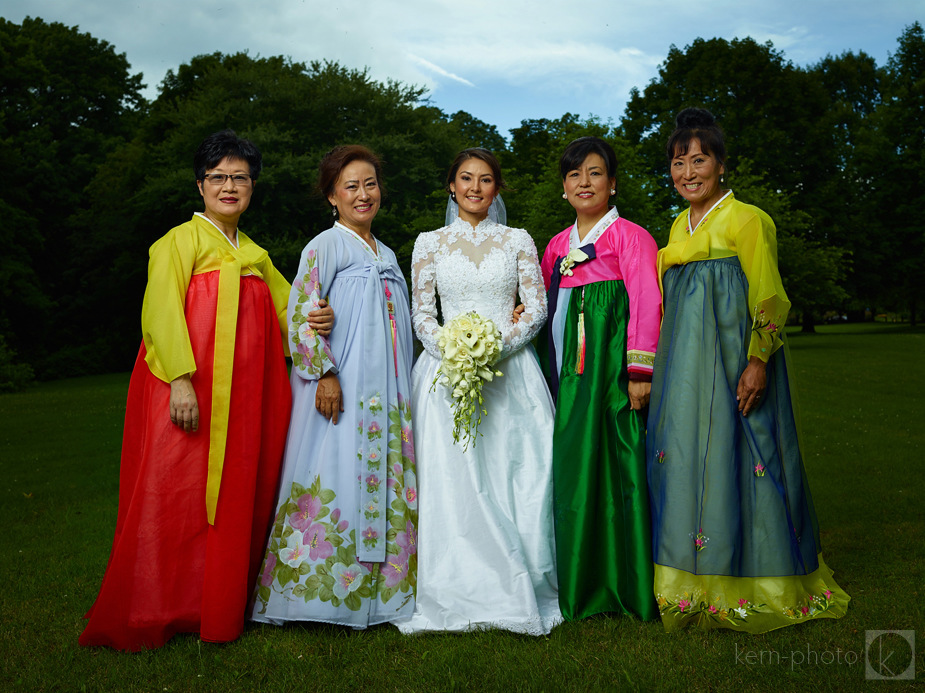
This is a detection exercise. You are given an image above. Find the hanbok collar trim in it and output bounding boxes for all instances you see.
[687,190,732,236]
[335,221,380,260]
[570,206,619,249]
[195,212,239,249]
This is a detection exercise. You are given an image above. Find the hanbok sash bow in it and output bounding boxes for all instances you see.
[336,259,405,562]
[547,243,596,400]
[205,244,268,525]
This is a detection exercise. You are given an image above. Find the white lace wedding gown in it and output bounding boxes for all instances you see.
[397,217,562,635]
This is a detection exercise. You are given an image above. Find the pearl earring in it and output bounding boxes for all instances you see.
[562,193,567,199]
[610,189,616,195]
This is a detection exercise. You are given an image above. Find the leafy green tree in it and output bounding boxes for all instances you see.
[809,50,881,317]
[864,22,925,324]
[622,38,831,210]
[448,111,506,152]
[620,37,851,327]
[0,16,145,377]
[733,160,849,331]
[75,54,469,372]
[505,115,661,254]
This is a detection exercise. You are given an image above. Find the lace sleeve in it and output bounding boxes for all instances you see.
[411,232,442,359]
[502,228,547,355]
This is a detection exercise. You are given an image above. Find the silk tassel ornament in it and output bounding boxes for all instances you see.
[575,288,586,374]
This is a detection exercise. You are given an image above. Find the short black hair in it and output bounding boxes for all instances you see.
[194,129,263,181]
[559,137,618,182]
[665,108,726,167]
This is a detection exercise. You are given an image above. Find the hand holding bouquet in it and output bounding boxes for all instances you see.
[432,312,503,450]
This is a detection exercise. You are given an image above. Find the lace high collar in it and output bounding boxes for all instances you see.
[447,215,504,239]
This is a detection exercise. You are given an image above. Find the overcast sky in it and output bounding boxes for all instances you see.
[4,1,920,137]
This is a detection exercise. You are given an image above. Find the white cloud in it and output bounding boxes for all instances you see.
[3,0,915,133]
[408,54,475,87]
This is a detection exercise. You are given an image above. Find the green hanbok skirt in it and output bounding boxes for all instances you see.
[540,280,658,621]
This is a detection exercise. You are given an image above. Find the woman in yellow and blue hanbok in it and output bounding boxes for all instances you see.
[646,108,849,633]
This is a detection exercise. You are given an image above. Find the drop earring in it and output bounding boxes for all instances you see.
[332,205,338,218]
[562,193,567,199]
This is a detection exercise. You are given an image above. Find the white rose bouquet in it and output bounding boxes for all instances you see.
[432,311,504,450]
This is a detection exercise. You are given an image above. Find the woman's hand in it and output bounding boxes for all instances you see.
[737,357,768,417]
[308,299,334,337]
[170,374,199,433]
[316,371,344,424]
[512,303,526,323]
[628,380,651,411]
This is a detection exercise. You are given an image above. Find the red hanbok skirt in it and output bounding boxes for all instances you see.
[79,272,291,651]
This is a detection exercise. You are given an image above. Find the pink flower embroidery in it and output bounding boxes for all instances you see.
[381,551,409,588]
[678,599,690,613]
[396,520,417,555]
[708,605,717,614]
[260,552,277,587]
[401,425,415,461]
[289,494,322,532]
[304,523,334,561]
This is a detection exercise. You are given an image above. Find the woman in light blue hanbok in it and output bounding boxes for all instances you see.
[251,146,417,628]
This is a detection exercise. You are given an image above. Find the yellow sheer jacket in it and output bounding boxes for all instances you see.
[141,213,290,383]
[657,193,790,361]
[139,213,290,524]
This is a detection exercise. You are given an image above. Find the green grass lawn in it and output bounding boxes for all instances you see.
[1,323,922,691]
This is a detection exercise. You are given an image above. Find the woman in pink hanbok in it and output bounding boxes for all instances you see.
[539,136,661,621]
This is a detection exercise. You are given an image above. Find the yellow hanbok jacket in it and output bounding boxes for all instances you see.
[139,213,291,523]
[657,193,790,362]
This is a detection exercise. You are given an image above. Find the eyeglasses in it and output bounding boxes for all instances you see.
[202,173,253,186]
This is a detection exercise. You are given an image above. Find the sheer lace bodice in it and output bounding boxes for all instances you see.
[411,218,547,359]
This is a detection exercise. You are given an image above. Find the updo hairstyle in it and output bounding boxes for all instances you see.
[665,108,727,167]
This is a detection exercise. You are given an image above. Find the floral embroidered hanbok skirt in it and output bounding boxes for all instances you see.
[79,274,291,651]
[251,331,417,628]
[646,258,849,632]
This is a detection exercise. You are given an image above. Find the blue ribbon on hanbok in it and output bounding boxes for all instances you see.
[336,259,404,563]
[547,243,596,400]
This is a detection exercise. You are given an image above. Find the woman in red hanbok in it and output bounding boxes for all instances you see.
[79,130,331,651]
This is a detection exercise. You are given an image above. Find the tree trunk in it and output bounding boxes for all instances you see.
[801,311,816,333]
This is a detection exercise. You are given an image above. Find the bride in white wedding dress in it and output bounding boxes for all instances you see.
[397,148,562,635]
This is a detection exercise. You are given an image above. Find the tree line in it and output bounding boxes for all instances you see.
[1,16,922,388]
